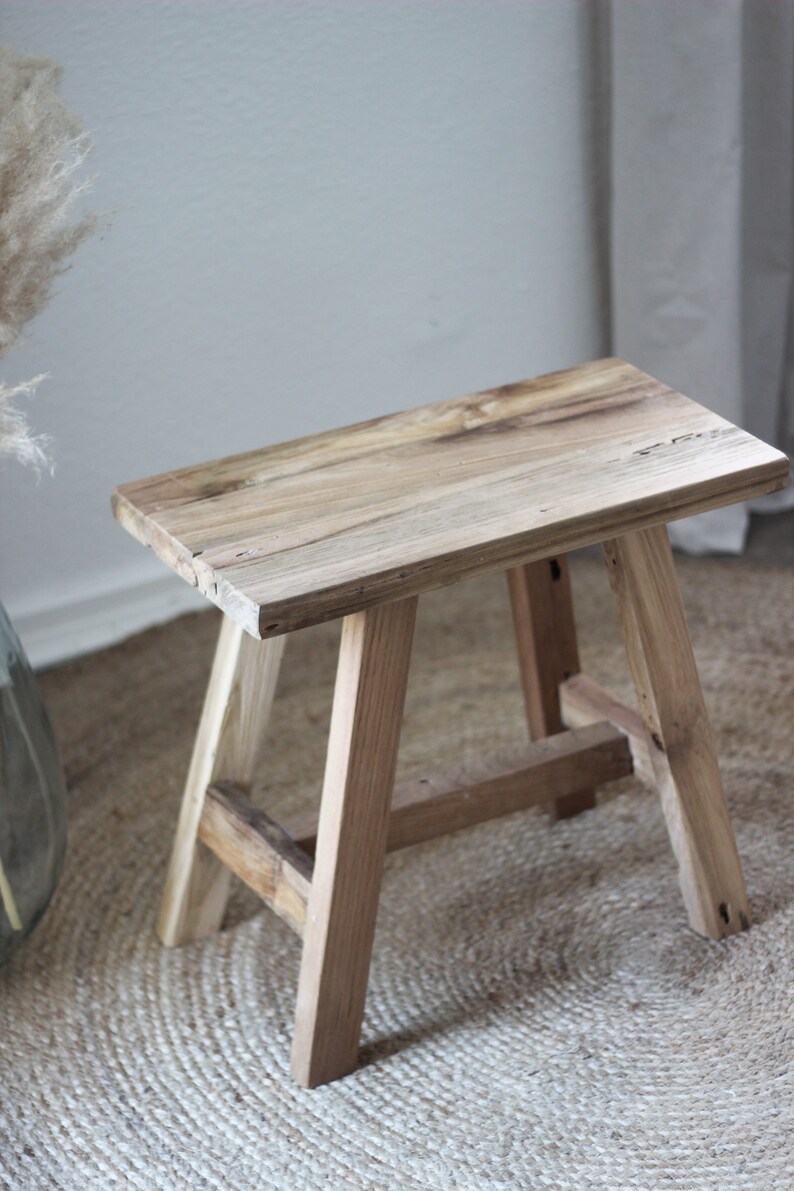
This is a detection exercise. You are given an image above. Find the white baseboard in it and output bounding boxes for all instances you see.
[13,576,208,671]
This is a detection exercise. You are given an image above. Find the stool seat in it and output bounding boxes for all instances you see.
[112,357,787,638]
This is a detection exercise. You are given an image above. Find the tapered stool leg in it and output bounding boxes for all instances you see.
[507,556,596,818]
[157,616,286,946]
[603,525,750,939]
[291,596,418,1088]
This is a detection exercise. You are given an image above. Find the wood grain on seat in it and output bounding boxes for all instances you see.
[112,358,788,637]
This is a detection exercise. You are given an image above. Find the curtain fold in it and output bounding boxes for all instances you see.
[606,0,794,553]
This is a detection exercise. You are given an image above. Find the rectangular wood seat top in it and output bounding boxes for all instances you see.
[113,358,788,638]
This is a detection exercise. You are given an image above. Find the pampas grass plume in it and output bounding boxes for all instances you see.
[0,45,96,469]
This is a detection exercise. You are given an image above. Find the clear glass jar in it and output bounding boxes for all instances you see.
[0,599,66,965]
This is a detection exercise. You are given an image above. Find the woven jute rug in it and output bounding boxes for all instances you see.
[1,556,792,1190]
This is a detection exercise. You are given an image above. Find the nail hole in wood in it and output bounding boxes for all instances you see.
[549,558,561,581]
[718,902,730,924]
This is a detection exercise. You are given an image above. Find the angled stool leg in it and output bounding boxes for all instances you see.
[506,556,596,818]
[603,525,750,940]
[291,596,418,1088]
[157,615,286,947]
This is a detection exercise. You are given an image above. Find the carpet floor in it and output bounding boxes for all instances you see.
[1,555,793,1190]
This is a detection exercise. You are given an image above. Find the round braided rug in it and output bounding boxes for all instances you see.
[1,556,792,1190]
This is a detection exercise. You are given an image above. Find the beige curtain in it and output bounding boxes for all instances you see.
[606,0,794,553]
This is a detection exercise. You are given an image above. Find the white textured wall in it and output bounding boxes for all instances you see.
[0,1,604,666]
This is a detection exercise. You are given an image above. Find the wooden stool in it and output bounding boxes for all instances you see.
[113,358,788,1087]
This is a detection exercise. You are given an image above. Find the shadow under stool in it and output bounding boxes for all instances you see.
[112,357,789,1087]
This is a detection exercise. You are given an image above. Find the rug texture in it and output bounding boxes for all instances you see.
[1,556,792,1190]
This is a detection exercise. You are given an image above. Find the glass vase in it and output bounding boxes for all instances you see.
[0,598,66,965]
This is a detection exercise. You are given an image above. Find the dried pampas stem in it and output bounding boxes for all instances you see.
[0,44,97,467]
[0,374,51,471]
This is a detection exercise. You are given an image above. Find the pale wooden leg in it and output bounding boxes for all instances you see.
[506,556,596,818]
[157,615,286,947]
[291,596,418,1088]
[603,525,750,940]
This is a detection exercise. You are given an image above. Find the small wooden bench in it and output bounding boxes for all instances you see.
[113,357,789,1087]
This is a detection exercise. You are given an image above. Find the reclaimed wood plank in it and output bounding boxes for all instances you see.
[291,597,418,1088]
[287,722,632,857]
[603,526,750,940]
[507,556,596,818]
[113,358,789,637]
[156,619,285,947]
[199,783,312,936]
[559,673,654,786]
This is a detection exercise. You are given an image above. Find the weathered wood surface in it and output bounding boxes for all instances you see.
[156,619,286,947]
[199,783,312,936]
[507,557,596,818]
[603,526,750,940]
[113,358,788,637]
[287,722,632,857]
[560,673,653,786]
[292,597,417,1088]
